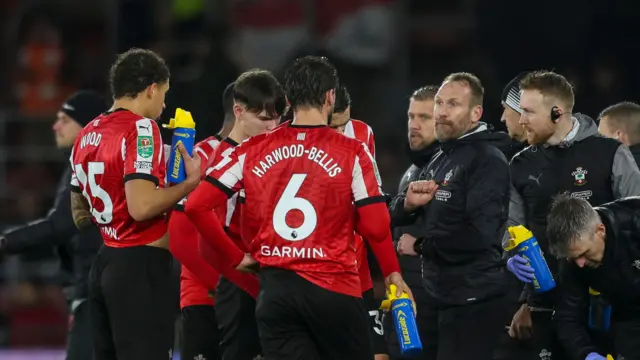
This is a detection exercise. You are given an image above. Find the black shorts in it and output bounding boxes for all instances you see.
[215,275,261,360]
[255,267,373,360]
[363,288,388,355]
[88,245,175,360]
[181,305,221,360]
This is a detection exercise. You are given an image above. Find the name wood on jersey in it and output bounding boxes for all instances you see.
[80,132,102,149]
[251,145,342,178]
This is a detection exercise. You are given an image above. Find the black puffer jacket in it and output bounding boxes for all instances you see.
[390,124,512,306]
[556,198,640,360]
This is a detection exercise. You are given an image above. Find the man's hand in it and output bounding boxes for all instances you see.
[179,143,201,189]
[508,304,532,340]
[385,272,416,313]
[404,180,438,211]
[506,255,535,283]
[397,234,419,256]
[236,254,259,273]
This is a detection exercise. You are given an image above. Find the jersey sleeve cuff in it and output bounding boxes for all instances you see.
[205,176,234,198]
[123,173,159,187]
[70,185,82,193]
[355,195,387,208]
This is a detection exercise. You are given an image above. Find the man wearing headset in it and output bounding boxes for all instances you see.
[503,71,640,359]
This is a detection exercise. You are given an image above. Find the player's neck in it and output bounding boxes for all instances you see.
[292,108,328,127]
[218,118,235,139]
[227,125,247,144]
[111,99,147,118]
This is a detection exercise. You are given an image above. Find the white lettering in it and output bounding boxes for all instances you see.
[252,145,342,178]
[260,245,326,259]
[80,132,102,149]
[101,226,119,240]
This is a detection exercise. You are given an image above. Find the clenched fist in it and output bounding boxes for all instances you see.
[404,180,439,211]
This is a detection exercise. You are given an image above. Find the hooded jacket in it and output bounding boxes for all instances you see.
[390,123,512,306]
[506,113,640,308]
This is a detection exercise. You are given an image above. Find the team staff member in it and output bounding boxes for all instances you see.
[0,91,105,360]
[597,101,640,165]
[70,48,202,360]
[504,71,640,359]
[546,195,640,360]
[385,85,439,360]
[393,73,513,360]
[329,85,387,359]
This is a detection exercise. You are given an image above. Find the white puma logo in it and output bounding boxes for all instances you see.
[528,173,542,186]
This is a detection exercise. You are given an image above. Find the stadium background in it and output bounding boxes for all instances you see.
[0,0,637,357]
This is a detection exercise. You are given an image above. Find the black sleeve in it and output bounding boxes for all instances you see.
[465,152,510,250]
[389,192,420,227]
[3,177,78,253]
[554,261,598,360]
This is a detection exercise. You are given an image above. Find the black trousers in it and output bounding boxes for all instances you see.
[181,305,221,360]
[255,267,373,360]
[66,300,93,360]
[88,245,175,360]
[421,296,509,360]
[215,276,262,360]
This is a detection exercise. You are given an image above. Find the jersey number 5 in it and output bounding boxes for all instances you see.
[74,162,114,224]
[272,174,317,242]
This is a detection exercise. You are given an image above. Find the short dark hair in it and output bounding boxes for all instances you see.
[284,56,339,110]
[410,86,439,102]
[442,72,484,106]
[546,193,599,258]
[233,69,286,118]
[334,85,351,113]
[599,101,640,144]
[109,48,170,99]
[520,71,575,111]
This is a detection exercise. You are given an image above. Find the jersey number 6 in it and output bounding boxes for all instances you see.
[272,173,317,242]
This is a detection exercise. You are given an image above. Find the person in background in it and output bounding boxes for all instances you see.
[597,101,640,165]
[386,85,440,360]
[329,85,388,360]
[500,72,529,156]
[546,195,640,360]
[168,82,238,360]
[504,71,640,359]
[0,91,106,360]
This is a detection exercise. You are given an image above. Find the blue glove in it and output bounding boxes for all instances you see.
[585,352,606,360]
[506,255,535,283]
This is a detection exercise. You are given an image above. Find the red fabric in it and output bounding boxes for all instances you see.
[70,110,167,247]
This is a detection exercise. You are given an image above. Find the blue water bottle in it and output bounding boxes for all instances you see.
[164,108,196,184]
[588,288,612,331]
[380,284,422,356]
[505,225,556,292]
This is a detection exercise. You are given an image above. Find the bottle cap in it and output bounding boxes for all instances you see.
[504,225,534,251]
[607,355,614,360]
[163,108,196,129]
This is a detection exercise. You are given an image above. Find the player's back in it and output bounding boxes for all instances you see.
[242,123,381,297]
[71,109,167,248]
